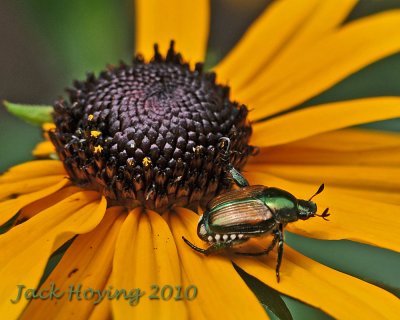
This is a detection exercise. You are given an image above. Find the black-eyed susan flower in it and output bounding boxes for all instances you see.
[1,0,400,319]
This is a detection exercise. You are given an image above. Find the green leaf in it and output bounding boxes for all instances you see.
[0,213,19,235]
[38,237,75,287]
[23,0,133,83]
[233,262,293,320]
[285,232,400,298]
[3,101,53,126]
[282,296,334,320]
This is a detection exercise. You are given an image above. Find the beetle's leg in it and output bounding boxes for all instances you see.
[182,236,246,255]
[275,224,284,283]
[182,236,227,255]
[182,236,210,254]
[234,230,279,256]
[265,230,279,254]
[228,165,249,188]
[218,137,250,188]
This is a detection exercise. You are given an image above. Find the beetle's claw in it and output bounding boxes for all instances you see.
[218,137,231,152]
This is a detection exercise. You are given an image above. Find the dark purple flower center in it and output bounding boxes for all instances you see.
[50,42,254,212]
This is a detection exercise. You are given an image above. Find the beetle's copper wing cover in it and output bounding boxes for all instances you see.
[207,186,274,233]
[207,185,267,209]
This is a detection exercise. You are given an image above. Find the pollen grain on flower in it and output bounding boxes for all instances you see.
[93,145,104,154]
[90,130,102,138]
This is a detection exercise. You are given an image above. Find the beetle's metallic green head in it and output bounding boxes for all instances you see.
[297,184,330,221]
[297,200,317,220]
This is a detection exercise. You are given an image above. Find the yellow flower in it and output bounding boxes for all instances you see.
[1,0,400,319]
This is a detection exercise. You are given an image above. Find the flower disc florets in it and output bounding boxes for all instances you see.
[50,42,254,212]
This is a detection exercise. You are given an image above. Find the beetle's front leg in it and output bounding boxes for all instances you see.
[182,236,229,255]
[227,165,249,188]
[182,236,212,255]
[182,236,247,255]
[218,137,249,188]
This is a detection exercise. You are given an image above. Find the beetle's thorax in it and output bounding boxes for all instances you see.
[260,187,299,223]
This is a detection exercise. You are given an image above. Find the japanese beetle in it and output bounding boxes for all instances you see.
[182,137,329,282]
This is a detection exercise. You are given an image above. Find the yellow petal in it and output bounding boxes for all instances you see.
[0,160,65,184]
[19,186,82,222]
[166,208,268,319]
[234,246,400,319]
[251,97,400,147]
[340,188,400,206]
[250,163,400,192]
[279,128,400,151]
[215,0,356,91]
[0,191,106,319]
[135,0,209,63]
[32,141,56,158]
[242,11,400,120]
[0,178,70,226]
[250,129,400,166]
[111,208,187,319]
[21,207,125,320]
[0,175,67,201]
[251,145,400,167]
[88,295,112,320]
[287,191,400,252]
[42,123,56,132]
[245,169,400,252]
[42,123,56,141]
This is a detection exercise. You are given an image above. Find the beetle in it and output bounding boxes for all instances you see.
[182,137,329,282]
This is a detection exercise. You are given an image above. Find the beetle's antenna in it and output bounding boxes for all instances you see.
[315,208,330,221]
[309,183,324,201]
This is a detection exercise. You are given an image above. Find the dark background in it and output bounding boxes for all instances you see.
[1,0,399,319]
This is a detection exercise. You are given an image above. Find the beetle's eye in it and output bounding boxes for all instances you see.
[297,200,318,220]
